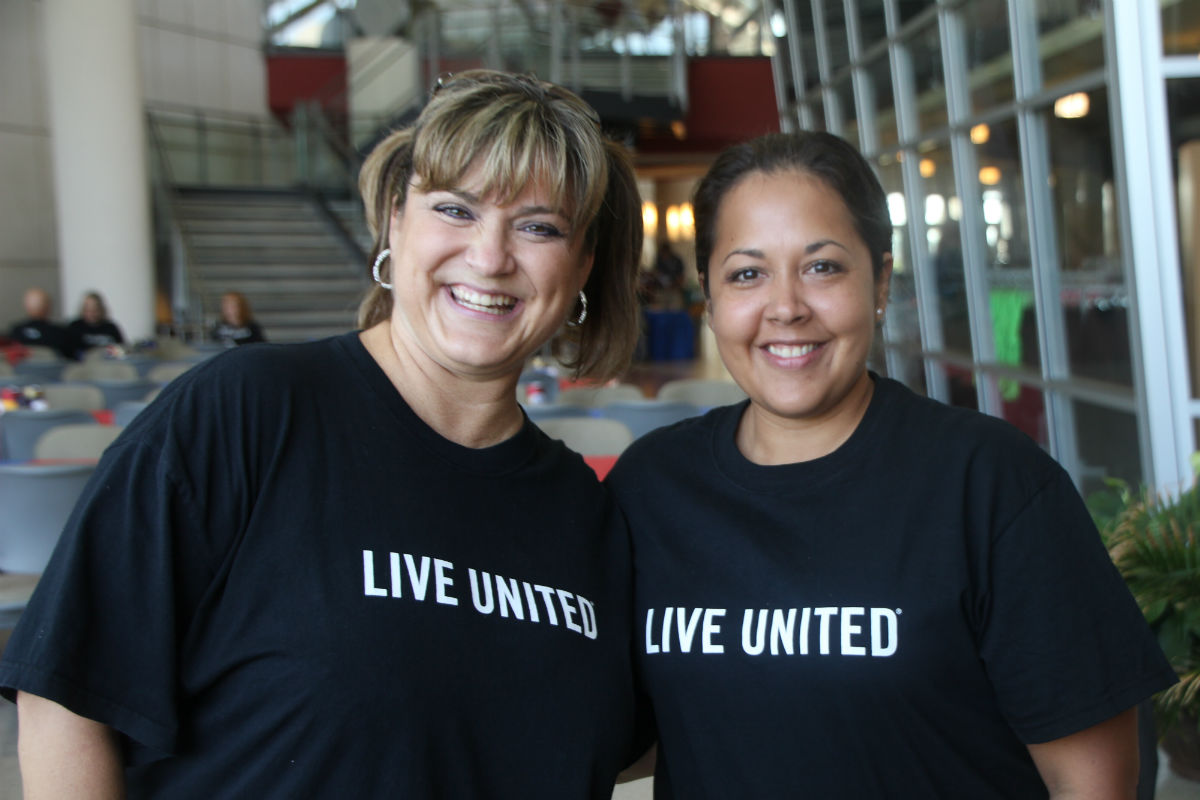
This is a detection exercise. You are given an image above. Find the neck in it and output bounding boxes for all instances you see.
[359,323,525,449]
[736,371,875,465]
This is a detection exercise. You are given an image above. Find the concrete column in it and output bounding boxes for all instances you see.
[42,0,155,340]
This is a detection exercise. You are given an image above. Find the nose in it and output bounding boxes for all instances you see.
[766,272,809,324]
[464,221,515,276]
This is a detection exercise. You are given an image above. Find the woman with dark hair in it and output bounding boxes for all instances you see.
[66,291,125,358]
[608,131,1174,798]
[2,70,644,798]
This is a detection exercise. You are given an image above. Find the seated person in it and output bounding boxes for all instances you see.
[210,291,266,347]
[66,291,125,359]
[9,287,70,359]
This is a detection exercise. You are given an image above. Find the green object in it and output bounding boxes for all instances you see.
[988,289,1033,401]
[1096,478,1200,738]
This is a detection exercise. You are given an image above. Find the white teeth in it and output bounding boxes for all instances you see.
[450,286,517,315]
[767,343,818,358]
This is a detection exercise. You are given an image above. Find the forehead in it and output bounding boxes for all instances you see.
[717,170,857,239]
[411,162,568,215]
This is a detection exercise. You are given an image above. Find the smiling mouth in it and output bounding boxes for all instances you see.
[766,343,819,358]
[449,285,518,315]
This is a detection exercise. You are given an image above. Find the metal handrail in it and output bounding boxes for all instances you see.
[145,110,208,342]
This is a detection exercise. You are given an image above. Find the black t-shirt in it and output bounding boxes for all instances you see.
[0,332,638,798]
[9,318,71,358]
[607,375,1175,799]
[66,319,124,358]
[211,320,265,347]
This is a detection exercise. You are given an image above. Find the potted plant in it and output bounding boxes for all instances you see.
[1095,479,1200,780]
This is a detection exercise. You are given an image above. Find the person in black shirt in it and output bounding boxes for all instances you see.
[8,287,70,358]
[608,131,1175,798]
[3,70,644,798]
[210,291,266,347]
[66,291,125,359]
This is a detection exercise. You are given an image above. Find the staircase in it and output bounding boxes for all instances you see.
[175,189,371,344]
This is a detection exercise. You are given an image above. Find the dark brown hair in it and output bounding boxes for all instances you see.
[693,131,892,295]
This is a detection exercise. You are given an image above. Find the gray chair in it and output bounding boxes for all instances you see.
[12,359,65,384]
[0,462,95,573]
[91,378,158,409]
[534,417,635,455]
[33,424,124,461]
[146,361,194,385]
[113,400,150,427]
[558,383,645,408]
[657,378,747,408]
[61,361,138,382]
[40,382,105,411]
[17,346,61,363]
[0,409,97,462]
[599,401,700,439]
[523,404,592,422]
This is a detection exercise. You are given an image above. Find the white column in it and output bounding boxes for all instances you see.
[42,0,155,340]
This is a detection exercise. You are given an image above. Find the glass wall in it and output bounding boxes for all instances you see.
[772,0,1195,492]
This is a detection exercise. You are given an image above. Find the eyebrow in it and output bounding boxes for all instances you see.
[720,238,850,265]
[445,188,565,220]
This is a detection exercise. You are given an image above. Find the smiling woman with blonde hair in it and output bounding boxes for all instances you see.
[2,70,644,798]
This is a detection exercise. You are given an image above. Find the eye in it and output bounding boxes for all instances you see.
[726,267,763,284]
[434,203,473,221]
[807,259,842,275]
[520,221,566,239]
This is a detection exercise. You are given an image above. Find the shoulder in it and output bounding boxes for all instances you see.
[877,377,1046,456]
[871,376,1064,508]
[608,403,734,485]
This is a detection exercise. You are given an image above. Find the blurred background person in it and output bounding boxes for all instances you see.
[210,290,266,347]
[66,291,125,359]
[8,287,70,359]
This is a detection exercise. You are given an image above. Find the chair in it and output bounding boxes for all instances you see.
[524,404,592,422]
[91,378,158,409]
[18,345,61,363]
[558,383,645,408]
[146,361,194,385]
[113,400,150,427]
[0,409,97,462]
[0,462,96,573]
[0,572,41,630]
[516,370,560,404]
[535,417,635,455]
[60,361,138,382]
[657,378,747,408]
[599,401,700,439]
[40,382,105,411]
[12,359,65,384]
[33,424,124,461]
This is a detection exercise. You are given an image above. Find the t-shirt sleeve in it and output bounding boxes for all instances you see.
[977,468,1176,744]
[0,434,220,755]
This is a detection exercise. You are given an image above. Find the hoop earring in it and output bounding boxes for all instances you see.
[372,249,393,290]
[567,290,588,327]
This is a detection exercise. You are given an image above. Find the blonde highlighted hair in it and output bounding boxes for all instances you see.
[356,70,642,382]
